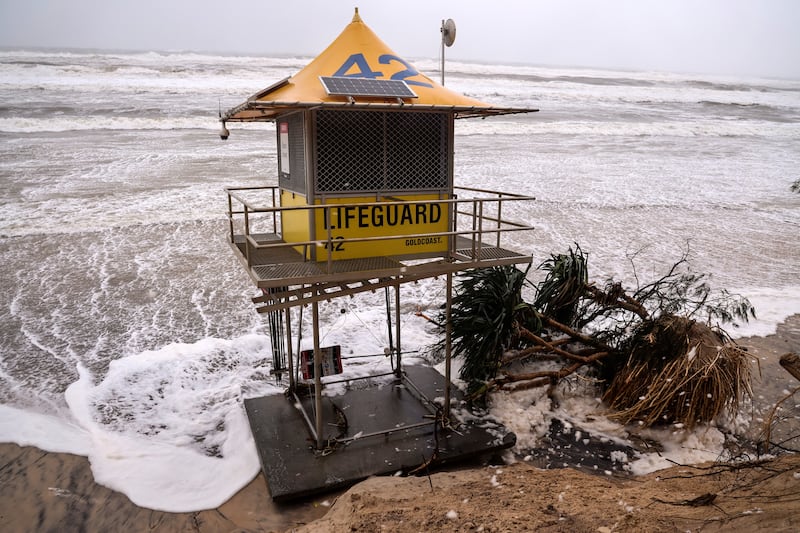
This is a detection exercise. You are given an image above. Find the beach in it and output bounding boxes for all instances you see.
[0,442,329,532]
[3,317,798,532]
[3,444,799,532]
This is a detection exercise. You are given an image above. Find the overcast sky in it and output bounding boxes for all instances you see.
[1,0,798,79]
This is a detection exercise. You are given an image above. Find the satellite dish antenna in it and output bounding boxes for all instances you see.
[440,18,456,85]
[442,19,456,47]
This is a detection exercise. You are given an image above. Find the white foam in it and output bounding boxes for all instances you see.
[0,116,221,133]
[728,286,800,338]
[0,403,90,456]
[455,118,800,139]
[65,360,261,512]
[20,335,283,512]
[628,426,727,475]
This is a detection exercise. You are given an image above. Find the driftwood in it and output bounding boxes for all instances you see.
[759,353,800,453]
[779,352,800,382]
[761,384,800,453]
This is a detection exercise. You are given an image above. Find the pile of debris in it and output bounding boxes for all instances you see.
[443,246,755,429]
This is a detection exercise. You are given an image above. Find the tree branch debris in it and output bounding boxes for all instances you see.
[441,245,756,429]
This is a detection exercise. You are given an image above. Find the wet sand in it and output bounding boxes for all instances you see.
[0,443,330,532]
[1,316,798,532]
[734,314,800,447]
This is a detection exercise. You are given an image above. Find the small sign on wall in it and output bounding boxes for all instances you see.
[300,345,343,379]
[279,121,290,175]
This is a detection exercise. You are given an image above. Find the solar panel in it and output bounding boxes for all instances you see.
[319,76,418,99]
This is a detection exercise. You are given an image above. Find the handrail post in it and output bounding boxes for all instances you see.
[477,199,484,259]
[496,194,503,248]
[325,204,333,273]
[448,194,457,260]
[471,199,478,259]
[243,204,251,267]
[227,191,235,244]
[272,187,278,235]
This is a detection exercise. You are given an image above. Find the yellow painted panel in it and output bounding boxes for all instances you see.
[280,190,312,259]
[315,195,450,260]
[280,191,450,261]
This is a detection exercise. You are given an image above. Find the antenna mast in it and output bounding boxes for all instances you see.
[440,19,456,85]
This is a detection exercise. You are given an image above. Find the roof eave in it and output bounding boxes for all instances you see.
[222,101,538,122]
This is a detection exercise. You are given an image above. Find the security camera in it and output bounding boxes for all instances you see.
[219,122,230,140]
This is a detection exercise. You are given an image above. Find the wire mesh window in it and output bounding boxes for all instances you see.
[315,110,448,193]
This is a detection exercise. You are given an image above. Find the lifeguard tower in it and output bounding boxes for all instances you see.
[220,9,538,501]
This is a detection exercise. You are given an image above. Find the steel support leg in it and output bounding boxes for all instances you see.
[312,297,323,449]
[395,282,402,377]
[444,272,453,416]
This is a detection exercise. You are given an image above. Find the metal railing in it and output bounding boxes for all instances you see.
[224,184,535,274]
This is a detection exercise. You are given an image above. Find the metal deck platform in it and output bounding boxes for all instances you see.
[244,365,515,501]
[234,234,531,313]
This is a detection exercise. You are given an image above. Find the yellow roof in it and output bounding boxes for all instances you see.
[223,9,536,122]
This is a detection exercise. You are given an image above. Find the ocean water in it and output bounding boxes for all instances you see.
[1,49,799,513]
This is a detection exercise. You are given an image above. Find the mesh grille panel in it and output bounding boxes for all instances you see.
[386,113,447,190]
[279,112,306,193]
[316,111,383,191]
[315,110,448,193]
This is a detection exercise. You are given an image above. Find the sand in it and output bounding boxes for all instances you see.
[0,442,333,532]
[1,316,798,532]
[293,454,800,532]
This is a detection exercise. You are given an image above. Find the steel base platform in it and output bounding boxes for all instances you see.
[244,365,515,501]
